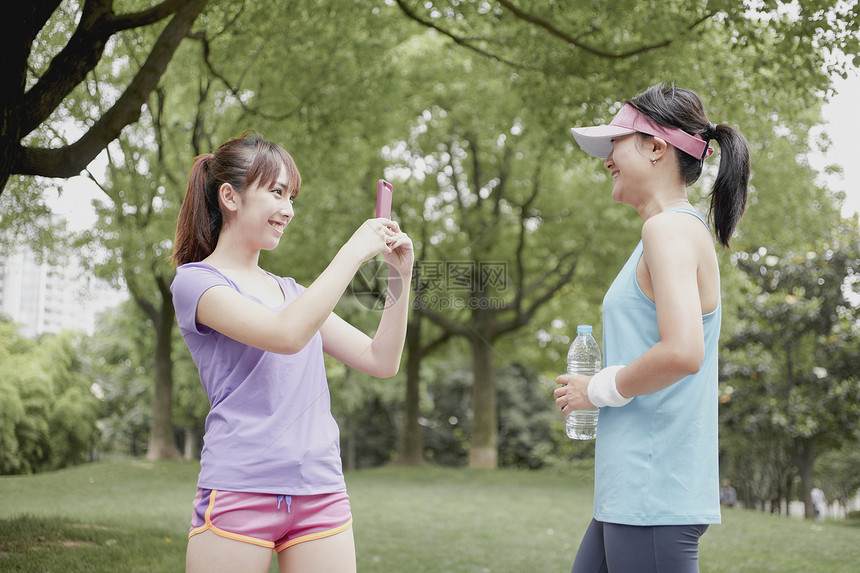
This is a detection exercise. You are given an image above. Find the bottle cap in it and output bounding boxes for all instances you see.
[577,324,592,334]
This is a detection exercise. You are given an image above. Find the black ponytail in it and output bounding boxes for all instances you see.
[627,83,750,247]
[706,123,750,247]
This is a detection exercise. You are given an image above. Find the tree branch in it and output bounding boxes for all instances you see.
[492,144,512,218]
[107,0,185,31]
[395,0,715,62]
[420,329,455,356]
[14,0,208,179]
[126,260,159,324]
[512,161,541,310]
[520,247,578,302]
[188,30,301,122]
[496,0,716,58]
[493,250,580,338]
[416,298,472,336]
[21,0,115,134]
[4,1,63,94]
[22,1,183,129]
[441,140,462,214]
[468,134,484,211]
[393,0,523,68]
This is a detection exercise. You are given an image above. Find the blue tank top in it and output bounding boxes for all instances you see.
[594,208,721,525]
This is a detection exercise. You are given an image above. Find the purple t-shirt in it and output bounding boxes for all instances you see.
[171,262,345,495]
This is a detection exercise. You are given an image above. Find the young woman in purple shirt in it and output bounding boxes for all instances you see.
[170,132,412,573]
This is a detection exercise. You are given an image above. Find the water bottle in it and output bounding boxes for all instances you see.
[565,325,602,440]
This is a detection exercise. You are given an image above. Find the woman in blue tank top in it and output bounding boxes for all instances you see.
[554,84,751,573]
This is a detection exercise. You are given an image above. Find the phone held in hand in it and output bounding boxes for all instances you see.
[376,179,393,219]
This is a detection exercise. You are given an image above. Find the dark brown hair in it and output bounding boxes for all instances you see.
[627,84,750,247]
[171,132,301,267]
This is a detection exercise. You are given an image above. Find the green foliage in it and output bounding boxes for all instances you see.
[328,357,402,470]
[9,0,858,472]
[720,220,860,509]
[420,366,472,466]
[83,302,157,457]
[0,380,27,474]
[408,353,592,469]
[171,337,209,453]
[496,363,564,469]
[0,322,100,475]
[815,444,860,508]
[327,333,582,470]
[40,333,101,469]
[0,176,63,252]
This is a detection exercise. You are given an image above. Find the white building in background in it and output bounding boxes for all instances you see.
[0,245,126,338]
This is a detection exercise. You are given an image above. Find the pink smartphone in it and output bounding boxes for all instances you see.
[376,179,394,219]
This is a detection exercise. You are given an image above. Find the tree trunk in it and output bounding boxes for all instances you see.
[344,414,356,472]
[0,137,14,196]
[145,299,181,460]
[341,368,356,471]
[183,427,199,460]
[795,437,817,520]
[468,335,497,468]
[398,315,425,465]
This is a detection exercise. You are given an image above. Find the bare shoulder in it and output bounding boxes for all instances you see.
[642,211,711,247]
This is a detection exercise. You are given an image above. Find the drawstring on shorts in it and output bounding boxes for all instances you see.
[276,494,292,513]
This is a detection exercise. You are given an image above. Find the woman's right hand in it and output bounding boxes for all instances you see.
[343,218,397,263]
[554,373,595,417]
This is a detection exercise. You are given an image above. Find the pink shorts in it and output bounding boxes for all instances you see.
[188,488,352,553]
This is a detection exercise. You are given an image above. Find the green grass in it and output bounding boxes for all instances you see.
[0,460,194,572]
[0,460,858,572]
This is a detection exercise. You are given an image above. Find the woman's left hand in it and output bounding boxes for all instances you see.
[554,373,595,417]
[380,220,414,275]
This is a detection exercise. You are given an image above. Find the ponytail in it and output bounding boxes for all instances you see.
[627,83,750,248]
[171,154,221,267]
[170,133,302,267]
[706,123,750,248]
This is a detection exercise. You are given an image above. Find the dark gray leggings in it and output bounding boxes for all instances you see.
[571,519,708,573]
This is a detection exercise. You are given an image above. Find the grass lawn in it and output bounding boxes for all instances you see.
[0,459,857,572]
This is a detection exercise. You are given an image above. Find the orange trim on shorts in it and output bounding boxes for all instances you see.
[187,489,275,550]
[274,517,353,553]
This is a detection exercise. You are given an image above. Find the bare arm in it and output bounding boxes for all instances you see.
[614,212,706,397]
[556,213,711,414]
[321,224,414,377]
[195,219,394,354]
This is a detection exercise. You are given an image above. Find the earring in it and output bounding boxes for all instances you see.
[651,157,657,165]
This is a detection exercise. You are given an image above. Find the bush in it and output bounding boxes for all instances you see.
[0,325,101,474]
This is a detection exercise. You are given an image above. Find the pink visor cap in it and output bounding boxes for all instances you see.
[571,104,714,160]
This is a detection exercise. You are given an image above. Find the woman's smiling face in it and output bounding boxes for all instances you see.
[235,163,296,251]
[604,133,651,205]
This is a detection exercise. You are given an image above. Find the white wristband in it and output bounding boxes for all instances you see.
[587,365,632,408]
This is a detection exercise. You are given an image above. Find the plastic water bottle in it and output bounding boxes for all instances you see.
[565,325,602,440]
